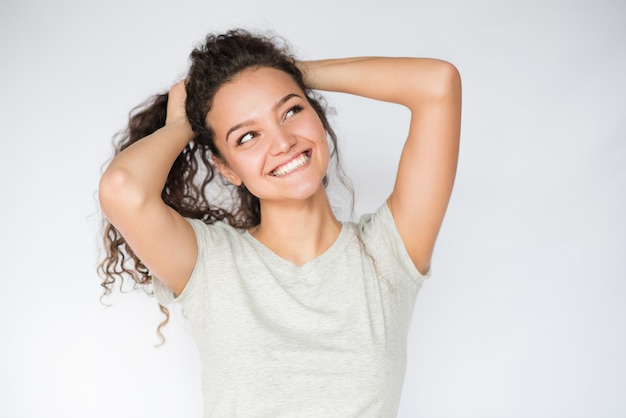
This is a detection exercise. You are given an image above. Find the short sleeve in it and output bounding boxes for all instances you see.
[359,202,431,282]
[153,217,210,306]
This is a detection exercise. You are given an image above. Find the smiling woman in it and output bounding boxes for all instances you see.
[98,29,461,417]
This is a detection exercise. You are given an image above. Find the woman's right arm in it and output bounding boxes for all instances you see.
[99,81,197,296]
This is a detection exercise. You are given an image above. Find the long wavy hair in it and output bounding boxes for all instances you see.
[98,29,350,342]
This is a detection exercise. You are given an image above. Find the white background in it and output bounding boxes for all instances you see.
[1,0,625,417]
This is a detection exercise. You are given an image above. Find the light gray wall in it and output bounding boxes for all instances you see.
[1,0,624,416]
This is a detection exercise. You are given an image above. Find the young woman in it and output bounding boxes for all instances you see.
[99,30,461,417]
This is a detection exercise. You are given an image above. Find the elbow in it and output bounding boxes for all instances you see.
[408,59,461,105]
[430,60,462,101]
[444,61,462,96]
[99,167,147,221]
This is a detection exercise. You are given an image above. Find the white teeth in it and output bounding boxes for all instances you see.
[272,153,310,177]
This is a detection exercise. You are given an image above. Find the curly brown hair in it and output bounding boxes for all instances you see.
[98,29,351,343]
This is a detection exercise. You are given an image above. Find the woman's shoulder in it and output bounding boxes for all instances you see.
[355,201,428,280]
[355,201,395,236]
[184,217,248,246]
[340,202,398,252]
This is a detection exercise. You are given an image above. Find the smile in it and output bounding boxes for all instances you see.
[271,151,311,177]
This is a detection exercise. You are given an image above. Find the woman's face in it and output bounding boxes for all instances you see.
[207,67,330,203]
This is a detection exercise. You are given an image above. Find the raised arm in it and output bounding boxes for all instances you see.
[99,81,197,295]
[300,58,462,274]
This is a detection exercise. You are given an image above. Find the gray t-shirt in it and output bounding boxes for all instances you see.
[154,202,429,417]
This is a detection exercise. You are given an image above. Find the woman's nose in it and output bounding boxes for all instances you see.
[269,127,296,155]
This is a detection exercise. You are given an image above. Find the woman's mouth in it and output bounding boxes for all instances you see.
[271,151,311,177]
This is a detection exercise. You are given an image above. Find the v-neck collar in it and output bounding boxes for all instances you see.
[241,223,351,278]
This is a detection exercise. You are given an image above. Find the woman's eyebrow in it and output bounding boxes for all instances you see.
[225,93,303,142]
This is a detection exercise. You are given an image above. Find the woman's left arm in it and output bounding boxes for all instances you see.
[300,58,462,274]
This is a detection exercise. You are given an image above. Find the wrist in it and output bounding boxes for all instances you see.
[163,118,194,141]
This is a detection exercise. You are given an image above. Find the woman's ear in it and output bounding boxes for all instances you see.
[211,155,243,186]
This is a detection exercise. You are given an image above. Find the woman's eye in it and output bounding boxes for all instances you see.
[284,104,304,120]
[238,132,257,145]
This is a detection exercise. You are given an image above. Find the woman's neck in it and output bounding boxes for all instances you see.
[249,190,341,266]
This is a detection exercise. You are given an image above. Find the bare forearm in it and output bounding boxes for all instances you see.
[299,57,460,108]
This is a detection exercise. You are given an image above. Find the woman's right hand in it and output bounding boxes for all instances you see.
[166,80,189,126]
